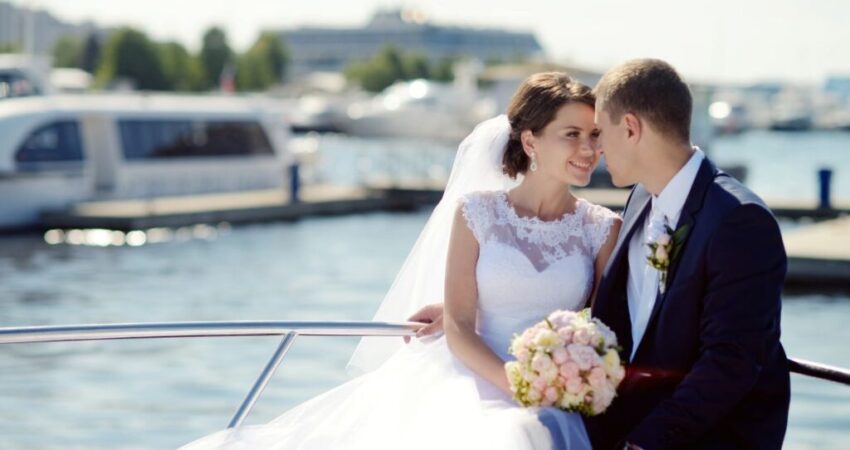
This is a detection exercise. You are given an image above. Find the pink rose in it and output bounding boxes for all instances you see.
[548,310,578,328]
[573,328,591,346]
[531,353,553,372]
[532,376,548,391]
[567,344,601,371]
[591,394,608,415]
[565,376,583,394]
[588,367,607,387]
[587,329,604,347]
[554,376,566,388]
[557,327,574,342]
[552,347,569,365]
[559,361,580,379]
[591,383,616,414]
[516,348,530,363]
[657,233,672,246]
[598,383,616,402]
[542,365,559,382]
[544,387,560,403]
[655,245,669,261]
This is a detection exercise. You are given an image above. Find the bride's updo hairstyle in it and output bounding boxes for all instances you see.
[502,72,595,178]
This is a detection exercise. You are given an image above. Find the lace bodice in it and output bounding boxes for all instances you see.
[460,190,618,359]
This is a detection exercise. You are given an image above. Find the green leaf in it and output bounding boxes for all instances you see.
[668,224,690,262]
[672,224,690,243]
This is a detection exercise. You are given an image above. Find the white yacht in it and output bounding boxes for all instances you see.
[0,94,292,231]
[0,54,52,99]
[339,78,496,142]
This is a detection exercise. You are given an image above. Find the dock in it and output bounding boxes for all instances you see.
[33,183,850,287]
[39,184,442,231]
[783,217,850,287]
[40,184,850,230]
[574,188,850,220]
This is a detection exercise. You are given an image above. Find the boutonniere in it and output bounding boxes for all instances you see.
[646,225,690,294]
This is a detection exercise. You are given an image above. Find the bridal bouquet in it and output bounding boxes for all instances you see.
[504,309,625,416]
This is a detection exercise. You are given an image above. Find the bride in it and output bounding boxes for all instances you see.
[181,72,622,450]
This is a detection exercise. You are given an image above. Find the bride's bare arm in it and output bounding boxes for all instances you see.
[443,205,512,395]
[589,217,622,306]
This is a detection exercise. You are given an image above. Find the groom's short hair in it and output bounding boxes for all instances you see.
[594,59,692,144]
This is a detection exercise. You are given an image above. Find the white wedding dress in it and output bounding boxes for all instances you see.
[181,190,618,450]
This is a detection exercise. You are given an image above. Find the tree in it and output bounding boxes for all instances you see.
[235,32,290,91]
[80,33,102,74]
[158,41,205,92]
[235,53,268,91]
[345,46,406,92]
[403,54,430,80]
[344,46,455,92]
[0,43,20,53]
[96,28,169,90]
[431,58,455,82]
[200,27,232,90]
[383,46,405,78]
[254,32,289,81]
[52,36,83,68]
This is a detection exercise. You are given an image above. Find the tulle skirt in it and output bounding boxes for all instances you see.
[179,337,590,450]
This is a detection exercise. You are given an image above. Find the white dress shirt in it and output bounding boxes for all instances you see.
[627,147,704,360]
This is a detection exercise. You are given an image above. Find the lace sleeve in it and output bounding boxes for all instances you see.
[585,203,620,258]
[459,192,489,244]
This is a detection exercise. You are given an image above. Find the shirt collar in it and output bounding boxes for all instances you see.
[651,147,705,225]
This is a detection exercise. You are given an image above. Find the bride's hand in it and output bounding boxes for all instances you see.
[404,303,444,343]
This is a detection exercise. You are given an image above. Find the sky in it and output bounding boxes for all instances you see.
[10,0,850,84]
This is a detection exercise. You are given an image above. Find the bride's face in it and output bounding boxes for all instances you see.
[527,103,600,186]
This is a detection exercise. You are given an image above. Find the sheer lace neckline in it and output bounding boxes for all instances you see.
[496,191,587,226]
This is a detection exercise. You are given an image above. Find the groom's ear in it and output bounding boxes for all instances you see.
[623,113,641,142]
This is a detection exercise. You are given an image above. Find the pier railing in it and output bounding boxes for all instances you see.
[1,321,848,429]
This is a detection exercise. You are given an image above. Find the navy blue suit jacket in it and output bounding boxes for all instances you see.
[585,158,790,450]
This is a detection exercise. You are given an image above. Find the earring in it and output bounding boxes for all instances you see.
[530,153,538,172]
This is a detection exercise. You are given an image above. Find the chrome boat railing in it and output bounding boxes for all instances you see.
[1,321,848,430]
[0,321,422,429]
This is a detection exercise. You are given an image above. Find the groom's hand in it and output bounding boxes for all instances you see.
[404,303,444,343]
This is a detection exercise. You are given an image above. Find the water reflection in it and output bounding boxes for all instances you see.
[41,223,233,248]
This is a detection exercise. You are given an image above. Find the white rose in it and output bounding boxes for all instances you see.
[534,329,562,350]
[592,319,618,347]
[602,349,622,377]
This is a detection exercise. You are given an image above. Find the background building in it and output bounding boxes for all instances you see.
[0,1,101,55]
[279,9,544,75]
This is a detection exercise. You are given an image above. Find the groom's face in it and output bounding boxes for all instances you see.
[594,105,636,187]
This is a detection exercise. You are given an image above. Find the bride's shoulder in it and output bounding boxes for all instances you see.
[457,190,504,225]
[458,190,504,208]
[579,200,622,226]
[579,201,622,255]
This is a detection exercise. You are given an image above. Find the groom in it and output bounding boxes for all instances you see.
[410,58,790,449]
[582,58,790,449]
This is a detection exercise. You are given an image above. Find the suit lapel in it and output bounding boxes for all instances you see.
[639,158,719,349]
[610,187,652,276]
[595,186,651,360]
